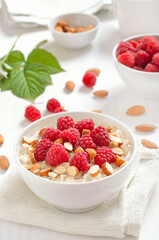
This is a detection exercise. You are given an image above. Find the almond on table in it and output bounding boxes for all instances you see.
[135,124,156,132]
[0,134,4,146]
[141,139,158,149]
[0,155,10,171]
[86,68,101,76]
[126,105,145,116]
[93,90,108,97]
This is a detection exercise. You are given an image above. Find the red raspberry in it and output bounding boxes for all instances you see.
[133,66,143,71]
[95,147,115,167]
[34,139,52,162]
[152,53,159,67]
[129,40,138,48]
[70,152,90,171]
[82,72,96,88]
[46,98,61,112]
[117,41,134,51]
[42,127,61,142]
[60,128,80,145]
[75,135,96,150]
[74,119,95,134]
[135,50,150,67]
[117,51,135,68]
[116,47,129,57]
[145,63,159,72]
[53,107,66,113]
[141,36,157,50]
[57,116,74,131]
[90,126,110,147]
[46,143,69,167]
[25,106,41,122]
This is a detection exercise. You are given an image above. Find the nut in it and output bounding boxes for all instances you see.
[86,148,97,161]
[54,138,63,144]
[107,126,112,133]
[48,172,58,179]
[56,21,69,28]
[120,144,129,156]
[87,24,94,30]
[39,127,47,137]
[82,129,90,135]
[30,163,41,174]
[0,134,4,146]
[29,139,39,148]
[39,168,51,177]
[141,139,158,149]
[29,152,36,164]
[110,136,123,146]
[64,26,75,33]
[93,90,108,98]
[74,147,84,154]
[135,124,156,132]
[65,81,75,91]
[92,110,102,113]
[22,136,32,144]
[89,165,100,177]
[66,166,79,177]
[115,155,125,166]
[54,166,66,175]
[64,142,73,152]
[75,26,86,33]
[0,155,10,171]
[55,26,63,32]
[102,162,114,176]
[86,68,101,76]
[126,105,145,116]
[112,147,124,156]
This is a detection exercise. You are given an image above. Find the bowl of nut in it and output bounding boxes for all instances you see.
[15,111,137,213]
[113,34,159,99]
[48,13,99,50]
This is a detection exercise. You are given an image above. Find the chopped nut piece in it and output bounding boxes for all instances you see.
[107,126,112,133]
[64,142,73,152]
[74,147,84,154]
[39,168,51,177]
[0,134,4,146]
[89,165,100,177]
[86,148,97,161]
[75,26,86,33]
[0,155,9,171]
[29,139,39,148]
[54,166,66,175]
[22,136,32,144]
[120,145,129,156]
[102,162,114,176]
[82,129,90,135]
[57,21,69,28]
[48,172,58,179]
[39,127,47,137]
[55,26,63,32]
[87,24,94,30]
[115,155,125,166]
[30,163,41,174]
[66,166,79,177]
[110,136,123,146]
[112,147,124,156]
[54,138,63,144]
[29,152,36,164]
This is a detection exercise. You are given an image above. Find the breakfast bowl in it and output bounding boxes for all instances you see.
[113,34,159,99]
[14,111,137,213]
[48,13,99,50]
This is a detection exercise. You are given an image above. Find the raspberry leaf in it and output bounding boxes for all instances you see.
[5,50,25,68]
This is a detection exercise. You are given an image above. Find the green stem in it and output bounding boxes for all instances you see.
[35,40,48,49]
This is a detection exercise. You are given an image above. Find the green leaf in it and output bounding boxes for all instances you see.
[5,50,25,68]
[27,49,64,74]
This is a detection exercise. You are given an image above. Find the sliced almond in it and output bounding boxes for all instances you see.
[54,138,63,144]
[65,81,75,91]
[39,168,51,177]
[66,166,79,177]
[126,105,145,116]
[64,142,73,152]
[39,127,47,137]
[48,172,58,179]
[135,124,156,132]
[93,90,108,98]
[82,129,90,135]
[29,139,39,148]
[55,26,63,32]
[115,155,125,166]
[74,147,84,154]
[141,139,158,149]
[29,152,36,164]
[120,144,129,156]
[89,165,100,177]
[30,163,41,174]
[57,21,69,28]
[0,155,10,171]
[54,165,66,175]
[29,146,35,153]
[86,68,101,76]
[22,136,32,144]
[92,110,102,113]
[86,148,97,161]
[0,134,4,146]
[112,147,124,156]
[110,136,123,146]
[24,164,33,170]
[102,162,114,176]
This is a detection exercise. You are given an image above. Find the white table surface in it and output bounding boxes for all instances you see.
[0,8,159,240]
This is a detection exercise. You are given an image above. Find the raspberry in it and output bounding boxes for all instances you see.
[74,119,95,134]
[135,50,150,67]
[146,40,159,56]
[82,72,96,88]
[90,126,110,147]
[94,147,115,167]
[46,143,69,167]
[75,135,96,150]
[116,47,129,57]
[117,41,134,51]
[70,152,90,171]
[53,107,66,113]
[117,51,135,68]
[60,128,80,145]
[57,116,74,131]
[145,63,159,72]
[25,106,41,122]
[133,66,143,71]
[46,98,61,112]
[152,53,159,67]
[34,139,52,162]
[142,36,157,50]
[42,127,61,142]
[129,40,138,48]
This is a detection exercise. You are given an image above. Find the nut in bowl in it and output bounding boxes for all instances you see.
[15,112,137,213]
[48,13,99,50]
[113,34,159,99]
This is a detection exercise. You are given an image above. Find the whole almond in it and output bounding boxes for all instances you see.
[65,81,75,91]
[75,26,86,33]
[135,124,156,132]
[92,110,102,113]
[87,24,94,30]
[86,68,101,76]
[141,139,158,149]
[0,134,4,146]
[93,90,108,98]
[55,26,63,32]
[0,155,9,171]
[126,105,145,116]
[56,21,69,28]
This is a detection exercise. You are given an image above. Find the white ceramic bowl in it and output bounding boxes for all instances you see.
[14,112,137,213]
[48,13,99,50]
[113,34,159,99]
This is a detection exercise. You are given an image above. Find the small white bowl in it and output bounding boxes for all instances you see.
[48,13,99,50]
[14,112,137,213]
[113,34,159,99]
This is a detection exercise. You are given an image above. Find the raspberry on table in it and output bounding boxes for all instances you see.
[144,63,159,72]
[53,107,66,113]
[152,53,159,67]
[90,126,110,147]
[117,51,135,68]
[82,72,97,88]
[74,119,95,134]
[57,116,74,131]
[135,50,150,67]
[25,105,41,122]
[95,146,115,167]
[60,127,80,145]
[46,143,69,167]
[70,152,90,171]
[34,139,52,162]
[42,127,61,142]
[75,135,96,150]
[46,98,61,112]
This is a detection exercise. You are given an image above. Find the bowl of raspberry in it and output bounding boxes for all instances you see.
[113,34,159,99]
[15,112,137,213]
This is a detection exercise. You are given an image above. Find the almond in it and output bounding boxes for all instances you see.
[93,90,108,98]
[0,134,4,146]
[48,172,58,179]
[0,155,9,171]
[92,110,102,113]
[75,26,86,33]
[57,21,69,28]
[107,126,112,133]
[86,148,97,161]
[65,81,75,91]
[29,152,36,164]
[120,144,129,156]
[29,139,39,148]
[141,139,158,149]
[39,168,51,177]
[39,127,47,137]
[22,136,32,144]
[82,129,90,135]
[112,147,124,156]
[135,124,156,132]
[87,24,94,30]
[64,142,73,152]
[64,27,75,33]
[66,166,79,177]
[110,136,123,146]
[89,165,100,177]
[30,163,41,174]
[54,166,66,175]
[102,162,114,176]
[74,147,84,154]
[126,105,145,116]
[29,146,35,154]
[86,68,101,76]
[54,138,63,144]
[24,164,33,170]
[115,155,125,166]
[55,26,63,32]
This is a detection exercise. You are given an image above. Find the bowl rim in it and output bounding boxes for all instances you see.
[112,33,159,75]
[48,12,100,36]
[14,111,137,186]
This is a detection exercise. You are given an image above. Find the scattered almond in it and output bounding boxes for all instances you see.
[64,142,73,152]
[74,147,84,154]
[135,124,156,132]
[65,81,75,91]
[86,68,101,76]
[30,163,41,174]
[0,155,10,171]
[66,166,79,177]
[82,129,90,135]
[0,134,4,146]
[48,172,58,179]
[89,165,100,177]
[29,152,36,164]
[55,26,63,32]
[141,139,158,149]
[57,21,69,28]
[126,105,145,116]
[102,162,114,176]
[92,110,102,113]
[86,148,97,161]
[39,168,51,177]
[112,147,124,156]
[115,155,125,166]
[54,165,66,175]
[54,138,63,144]
[93,90,108,98]
[39,127,47,137]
